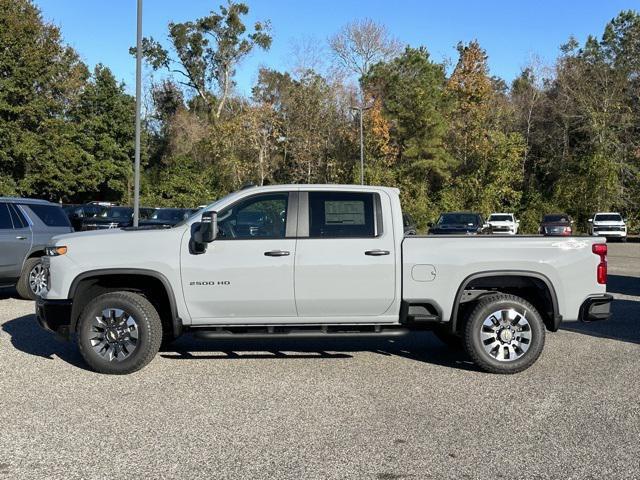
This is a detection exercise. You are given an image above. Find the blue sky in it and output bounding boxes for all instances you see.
[35,0,636,95]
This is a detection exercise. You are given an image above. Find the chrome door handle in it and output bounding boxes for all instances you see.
[16,236,27,240]
[264,250,290,257]
[365,249,390,256]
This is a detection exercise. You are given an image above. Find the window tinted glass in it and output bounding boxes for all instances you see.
[25,204,71,227]
[488,214,512,222]
[438,213,480,226]
[309,192,375,238]
[217,193,288,239]
[0,203,12,229]
[543,214,569,223]
[594,214,622,222]
[9,204,28,228]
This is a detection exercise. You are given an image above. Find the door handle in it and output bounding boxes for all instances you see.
[365,249,390,256]
[264,250,290,257]
[16,236,27,240]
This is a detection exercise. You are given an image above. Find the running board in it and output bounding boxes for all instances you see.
[191,325,410,340]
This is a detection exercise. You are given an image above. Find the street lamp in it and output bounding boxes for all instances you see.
[133,0,143,227]
[350,102,374,185]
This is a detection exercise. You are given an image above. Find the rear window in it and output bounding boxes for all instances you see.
[24,204,71,227]
[309,192,376,238]
[543,214,569,223]
[9,204,28,228]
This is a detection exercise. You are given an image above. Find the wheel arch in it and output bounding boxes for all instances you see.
[68,269,182,338]
[450,270,561,333]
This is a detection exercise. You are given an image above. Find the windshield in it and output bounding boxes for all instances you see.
[594,213,622,222]
[543,214,569,223]
[437,213,480,226]
[100,207,133,218]
[488,214,513,222]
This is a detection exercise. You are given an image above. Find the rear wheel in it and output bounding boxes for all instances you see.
[463,293,545,374]
[16,257,46,300]
[77,291,162,374]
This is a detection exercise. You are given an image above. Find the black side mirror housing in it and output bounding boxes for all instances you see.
[197,211,217,243]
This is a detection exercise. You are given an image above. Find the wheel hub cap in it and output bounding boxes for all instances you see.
[89,308,139,362]
[480,308,532,362]
[29,264,47,296]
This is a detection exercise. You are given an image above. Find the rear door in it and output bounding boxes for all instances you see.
[0,203,32,282]
[294,190,397,320]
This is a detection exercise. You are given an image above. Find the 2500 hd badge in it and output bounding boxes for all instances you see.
[189,281,231,286]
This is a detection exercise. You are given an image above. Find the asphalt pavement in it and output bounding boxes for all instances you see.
[0,243,638,479]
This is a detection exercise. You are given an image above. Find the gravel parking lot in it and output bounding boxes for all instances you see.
[0,243,638,479]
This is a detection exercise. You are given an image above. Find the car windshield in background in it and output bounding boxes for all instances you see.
[153,209,189,222]
[543,214,569,223]
[100,207,132,218]
[489,215,512,222]
[438,213,479,226]
[23,204,71,227]
[595,214,622,222]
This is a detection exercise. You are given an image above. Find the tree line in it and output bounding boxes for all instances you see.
[1,0,638,233]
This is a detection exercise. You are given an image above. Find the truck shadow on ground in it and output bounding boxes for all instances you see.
[2,312,479,372]
[561,274,639,345]
[2,314,87,369]
[159,333,481,371]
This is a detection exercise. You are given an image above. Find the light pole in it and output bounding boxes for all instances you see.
[133,0,143,227]
[350,103,373,185]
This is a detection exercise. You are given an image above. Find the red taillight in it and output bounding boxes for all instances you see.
[593,243,607,284]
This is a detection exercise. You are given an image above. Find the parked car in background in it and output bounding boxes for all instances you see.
[540,213,573,236]
[588,212,627,242]
[81,206,134,230]
[64,204,103,231]
[0,197,73,299]
[139,208,196,228]
[487,213,519,235]
[428,212,491,235]
[403,213,417,235]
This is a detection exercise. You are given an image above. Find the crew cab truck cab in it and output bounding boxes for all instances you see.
[36,185,612,375]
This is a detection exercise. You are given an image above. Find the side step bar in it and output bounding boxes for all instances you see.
[191,325,410,340]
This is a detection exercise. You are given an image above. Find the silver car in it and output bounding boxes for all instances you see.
[0,198,73,299]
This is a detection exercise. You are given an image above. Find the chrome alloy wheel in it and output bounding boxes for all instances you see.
[480,309,532,362]
[28,263,47,296]
[90,308,139,362]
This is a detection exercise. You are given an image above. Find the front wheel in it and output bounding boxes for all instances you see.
[16,257,46,300]
[77,291,162,374]
[463,293,545,374]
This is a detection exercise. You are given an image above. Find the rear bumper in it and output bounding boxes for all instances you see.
[36,297,73,339]
[579,294,613,322]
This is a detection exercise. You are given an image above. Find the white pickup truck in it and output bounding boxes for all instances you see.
[36,185,612,375]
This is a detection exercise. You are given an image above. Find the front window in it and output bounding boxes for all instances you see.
[153,209,190,222]
[488,214,513,222]
[594,214,622,222]
[217,193,288,239]
[100,207,133,219]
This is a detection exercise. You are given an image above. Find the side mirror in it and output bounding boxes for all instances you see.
[588,218,593,223]
[427,222,433,228]
[199,211,217,243]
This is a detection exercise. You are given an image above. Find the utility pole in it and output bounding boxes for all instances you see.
[133,0,143,227]
[350,103,373,185]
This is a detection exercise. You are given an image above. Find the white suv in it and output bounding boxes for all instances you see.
[588,212,627,242]
[487,213,519,235]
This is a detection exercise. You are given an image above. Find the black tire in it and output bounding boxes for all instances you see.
[77,291,162,374]
[620,237,627,243]
[16,257,43,300]
[433,327,463,349]
[463,293,545,374]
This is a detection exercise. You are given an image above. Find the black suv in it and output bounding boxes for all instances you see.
[428,212,491,235]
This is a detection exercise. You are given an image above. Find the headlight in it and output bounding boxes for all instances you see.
[45,246,67,256]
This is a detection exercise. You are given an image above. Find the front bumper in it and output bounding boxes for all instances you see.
[592,231,627,238]
[579,294,613,322]
[36,297,73,339]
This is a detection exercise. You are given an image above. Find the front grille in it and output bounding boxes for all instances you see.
[594,226,623,231]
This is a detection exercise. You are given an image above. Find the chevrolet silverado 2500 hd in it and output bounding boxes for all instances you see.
[36,185,612,375]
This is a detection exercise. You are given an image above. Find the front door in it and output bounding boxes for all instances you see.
[294,191,397,320]
[180,192,297,323]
